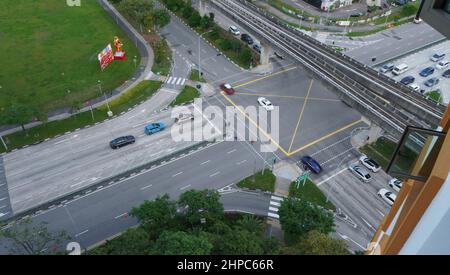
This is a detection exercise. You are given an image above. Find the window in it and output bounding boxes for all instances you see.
[386,126,446,182]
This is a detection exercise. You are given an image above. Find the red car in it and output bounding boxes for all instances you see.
[220,83,235,95]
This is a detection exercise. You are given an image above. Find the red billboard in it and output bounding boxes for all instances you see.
[98,44,114,71]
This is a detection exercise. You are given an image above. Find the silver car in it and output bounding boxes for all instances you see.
[349,164,372,183]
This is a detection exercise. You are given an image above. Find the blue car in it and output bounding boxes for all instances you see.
[419,67,435,77]
[300,156,322,174]
[144,122,165,135]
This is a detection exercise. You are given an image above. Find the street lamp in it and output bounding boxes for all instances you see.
[133,55,137,68]
[98,80,112,116]
[198,30,213,80]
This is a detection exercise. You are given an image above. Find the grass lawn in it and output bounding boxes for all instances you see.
[289,180,336,211]
[0,0,140,114]
[170,86,200,107]
[425,90,443,104]
[189,69,206,82]
[1,81,162,153]
[236,170,276,192]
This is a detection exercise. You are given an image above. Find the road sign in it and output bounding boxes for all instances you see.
[296,170,311,188]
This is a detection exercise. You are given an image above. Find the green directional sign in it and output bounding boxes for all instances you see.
[296,170,311,188]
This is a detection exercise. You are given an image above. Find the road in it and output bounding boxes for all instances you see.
[0,0,409,254]
[344,22,446,65]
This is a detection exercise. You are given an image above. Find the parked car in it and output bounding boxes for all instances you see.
[379,63,394,73]
[424,77,440,87]
[436,60,450,70]
[378,188,397,206]
[430,53,446,62]
[359,155,381,173]
[408,83,421,92]
[257,97,274,111]
[229,25,240,36]
[220,83,235,95]
[392,63,408,75]
[145,122,165,135]
[400,75,415,85]
[241,33,254,45]
[110,135,135,149]
[388,178,403,192]
[419,67,435,77]
[274,52,284,59]
[253,43,261,54]
[300,156,322,174]
[349,164,372,183]
[443,69,450,78]
[350,12,364,17]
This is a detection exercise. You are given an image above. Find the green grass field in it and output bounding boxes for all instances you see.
[170,86,200,107]
[289,180,335,211]
[236,170,276,192]
[0,0,140,113]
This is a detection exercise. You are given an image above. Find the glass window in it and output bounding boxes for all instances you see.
[386,126,446,182]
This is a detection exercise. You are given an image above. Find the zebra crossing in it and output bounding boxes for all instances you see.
[164,76,187,86]
[267,194,284,219]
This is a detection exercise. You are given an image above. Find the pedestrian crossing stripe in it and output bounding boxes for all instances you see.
[268,212,279,219]
[270,201,281,207]
[271,195,283,201]
[269,206,278,212]
[165,76,187,86]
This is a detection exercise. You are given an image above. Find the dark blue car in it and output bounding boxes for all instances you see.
[300,156,322,174]
[419,67,435,77]
[400,76,415,85]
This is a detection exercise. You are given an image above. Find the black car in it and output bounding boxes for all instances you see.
[350,12,365,17]
[443,69,450,78]
[110,135,135,149]
[253,43,261,53]
[241,33,254,45]
[400,75,415,85]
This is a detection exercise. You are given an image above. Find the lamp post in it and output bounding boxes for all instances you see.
[198,30,212,80]
[98,80,112,116]
[133,55,137,68]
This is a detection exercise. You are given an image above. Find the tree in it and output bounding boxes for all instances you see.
[119,0,154,24]
[187,12,202,28]
[209,25,221,40]
[150,231,213,255]
[0,218,70,255]
[281,230,350,255]
[200,15,211,30]
[239,48,253,67]
[153,9,171,29]
[1,102,43,132]
[235,215,264,235]
[178,189,224,227]
[88,227,150,255]
[212,228,265,255]
[278,198,335,242]
[130,194,178,238]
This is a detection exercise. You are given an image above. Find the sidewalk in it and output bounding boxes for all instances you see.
[0,0,155,138]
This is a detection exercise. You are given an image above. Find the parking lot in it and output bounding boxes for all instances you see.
[376,40,450,104]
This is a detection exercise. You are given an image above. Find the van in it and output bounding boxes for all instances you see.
[392,63,409,75]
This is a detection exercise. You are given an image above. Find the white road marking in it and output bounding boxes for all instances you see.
[114,212,128,219]
[0,197,7,202]
[338,233,366,250]
[320,147,355,166]
[361,217,376,231]
[376,209,385,217]
[180,184,191,190]
[75,230,89,238]
[270,195,283,201]
[268,212,279,219]
[172,171,183,177]
[166,76,173,83]
[70,177,99,188]
[170,77,178,85]
[200,160,211,166]
[269,206,279,212]
[270,201,281,207]
[227,149,237,154]
[180,79,186,86]
[236,159,247,165]
[140,184,153,191]
[209,171,220,177]
[176,78,183,85]
[311,136,350,157]
[317,168,348,186]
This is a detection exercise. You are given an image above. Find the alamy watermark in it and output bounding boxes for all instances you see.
[170,98,280,153]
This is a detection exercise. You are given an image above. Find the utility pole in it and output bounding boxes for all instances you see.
[0,135,8,151]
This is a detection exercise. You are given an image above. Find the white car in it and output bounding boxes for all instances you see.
[378,188,397,206]
[436,60,450,70]
[257,97,274,111]
[348,164,372,183]
[408,83,421,93]
[229,25,240,36]
[388,178,403,192]
[359,155,381,173]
